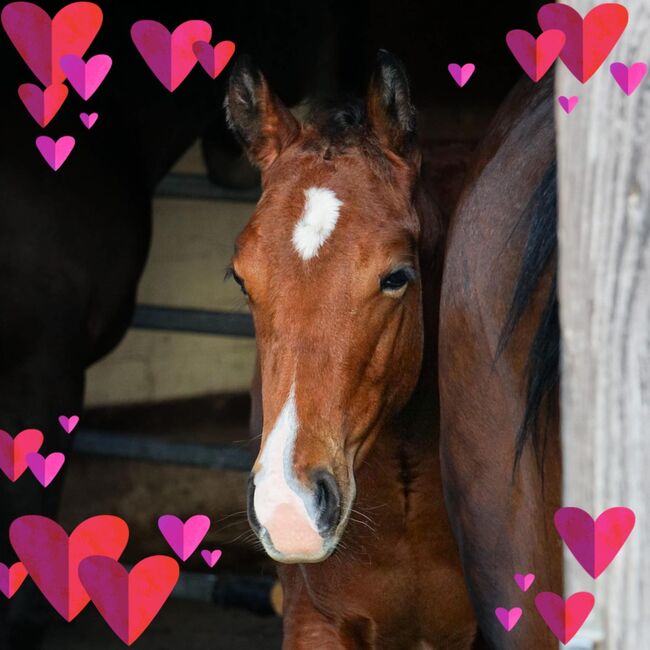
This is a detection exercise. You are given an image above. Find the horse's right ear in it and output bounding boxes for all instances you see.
[225,55,299,170]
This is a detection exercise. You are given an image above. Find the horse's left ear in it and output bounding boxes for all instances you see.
[367,50,418,165]
[225,54,300,170]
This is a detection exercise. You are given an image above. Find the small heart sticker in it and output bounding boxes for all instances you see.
[447,63,475,88]
[0,562,28,598]
[558,96,579,114]
[514,572,535,592]
[193,40,236,79]
[200,549,222,568]
[26,452,65,487]
[158,514,210,561]
[0,429,44,481]
[610,62,647,96]
[35,135,75,171]
[495,607,522,632]
[58,415,80,433]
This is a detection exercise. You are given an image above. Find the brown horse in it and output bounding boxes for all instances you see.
[439,75,562,648]
[226,51,561,647]
[226,51,478,648]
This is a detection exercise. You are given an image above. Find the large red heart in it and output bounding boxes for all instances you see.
[9,515,129,621]
[535,591,595,644]
[1,2,103,86]
[537,3,629,83]
[79,555,179,646]
[131,20,212,92]
[554,506,635,579]
[0,429,44,482]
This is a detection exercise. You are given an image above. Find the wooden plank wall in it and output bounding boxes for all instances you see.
[555,1,649,647]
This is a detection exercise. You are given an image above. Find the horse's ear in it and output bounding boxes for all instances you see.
[367,50,418,164]
[225,55,299,169]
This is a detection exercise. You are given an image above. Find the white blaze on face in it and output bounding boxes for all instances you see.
[292,187,343,260]
[253,384,324,558]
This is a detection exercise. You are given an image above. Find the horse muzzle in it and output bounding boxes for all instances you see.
[247,468,344,563]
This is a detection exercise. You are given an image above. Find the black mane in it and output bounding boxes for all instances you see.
[497,162,560,466]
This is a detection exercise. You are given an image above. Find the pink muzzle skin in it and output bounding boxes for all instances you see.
[263,503,325,560]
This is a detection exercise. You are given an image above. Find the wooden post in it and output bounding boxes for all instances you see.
[555,1,650,647]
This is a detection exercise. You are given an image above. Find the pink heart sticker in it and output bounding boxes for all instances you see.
[131,20,212,92]
[80,112,98,128]
[447,63,475,88]
[158,514,210,561]
[538,3,629,83]
[58,414,80,433]
[18,82,68,127]
[192,40,236,79]
[558,95,579,114]
[35,135,75,171]
[60,53,112,100]
[535,591,595,644]
[554,506,635,579]
[506,29,566,82]
[495,607,522,632]
[0,562,28,598]
[9,515,129,621]
[26,451,65,487]
[610,62,648,96]
[79,555,179,646]
[0,429,44,481]
[514,572,535,592]
[200,549,222,568]
[1,2,103,86]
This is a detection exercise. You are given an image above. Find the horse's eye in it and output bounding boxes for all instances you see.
[227,267,248,297]
[380,267,415,293]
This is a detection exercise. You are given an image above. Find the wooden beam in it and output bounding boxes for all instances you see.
[556,2,649,647]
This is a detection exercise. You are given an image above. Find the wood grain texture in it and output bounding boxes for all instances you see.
[556,1,650,647]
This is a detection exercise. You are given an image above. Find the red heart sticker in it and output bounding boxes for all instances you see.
[554,506,635,579]
[0,429,44,482]
[1,2,103,87]
[9,515,129,621]
[79,555,179,646]
[538,2,629,83]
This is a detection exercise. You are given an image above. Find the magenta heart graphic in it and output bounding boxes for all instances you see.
[554,506,635,579]
[506,29,566,82]
[447,63,475,88]
[80,112,98,129]
[131,20,212,92]
[0,562,28,598]
[200,549,222,568]
[193,40,236,79]
[514,572,535,592]
[1,2,103,86]
[495,607,522,632]
[58,415,80,433]
[558,96,579,114]
[535,591,595,644]
[158,514,210,561]
[18,83,68,127]
[26,451,65,487]
[610,62,648,96]
[0,428,44,481]
[60,53,112,100]
[35,135,75,171]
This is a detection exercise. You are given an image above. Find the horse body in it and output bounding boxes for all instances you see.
[438,76,561,648]
[227,52,479,648]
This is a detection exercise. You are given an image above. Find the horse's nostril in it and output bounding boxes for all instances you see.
[312,469,341,535]
[246,473,261,534]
